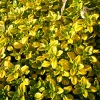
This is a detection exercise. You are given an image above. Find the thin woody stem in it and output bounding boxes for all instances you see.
[61,0,68,15]
[88,7,96,10]
[61,0,68,24]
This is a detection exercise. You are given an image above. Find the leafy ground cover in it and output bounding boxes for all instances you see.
[0,0,100,100]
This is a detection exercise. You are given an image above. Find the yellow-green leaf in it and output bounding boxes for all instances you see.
[61,41,68,49]
[34,92,43,99]
[42,60,50,67]
[90,56,97,62]
[32,74,37,80]
[75,25,83,32]
[50,24,55,31]
[32,42,40,48]
[23,78,30,85]
[50,39,58,46]
[57,50,63,56]
[91,14,99,20]
[0,47,6,58]
[66,94,74,100]
[0,21,5,32]
[20,83,26,92]
[21,36,28,45]
[75,45,84,54]
[84,65,92,71]
[88,71,94,77]
[4,85,10,91]
[50,79,56,85]
[83,89,88,98]
[62,71,69,77]
[0,70,6,78]
[51,58,57,69]
[36,6,42,10]
[81,76,87,83]
[70,69,76,76]
[6,75,15,82]
[5,56,11,61]
[0,47,5,55]
[62,79,69,85]
[63,95,69,100]
[4,61,13,67]
[74,55,81,64]
[72,34,81,42]
[21,65,30,74]
[93,49,100,53]
[18,25,26,30]
[64,86,72,92]
[88,93,95,100]
[53,5,59,10]
[86,82,91,89]
[70,76,77,85]
[14,73,19,79]
[16,55,21,61]
[78,69,87,75]
[13,19,22,24]
[26,52,32,59]
[13,42,22,49]
[52,46,57,55]
[57,87,64,94]
[57,76,62,82]
[7,91,14,97]
[94,79,99,86]
[59,59,70,70]
[7,46,13,51]
[90,86,97,92]
[0,37,6,44]
[20,96,25,100]
[29,30,36,36]
[54,71,60,76]
[67,52,76,60]
[73,88,80,94]
[82,34,88,40]
[78,63,84,69]
[36,56,45,61]
[87,26,93,33]
[18,0,27,4]
[68,38,73,44]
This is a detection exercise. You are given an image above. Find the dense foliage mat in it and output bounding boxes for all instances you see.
[0,0,100,100]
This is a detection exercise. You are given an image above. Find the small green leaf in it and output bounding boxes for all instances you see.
[42,60,50,67]
[23,78,30,85]
[34,92,43,99]
[57,87,64,94]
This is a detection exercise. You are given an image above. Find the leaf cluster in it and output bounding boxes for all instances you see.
[0,0,100,100]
